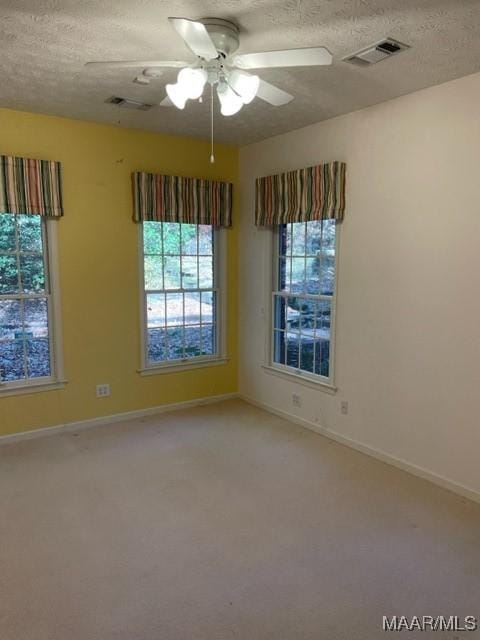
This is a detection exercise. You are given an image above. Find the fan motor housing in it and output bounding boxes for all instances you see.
[200,18,240,57]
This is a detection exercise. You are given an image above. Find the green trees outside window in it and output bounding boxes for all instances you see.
[0,214,51,382]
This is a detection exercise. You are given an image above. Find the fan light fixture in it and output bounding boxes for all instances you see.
[166,67,208,108]
[166,82,188,109]
[167,65,259,116]
[178,67,208,99]
[86,16,334,157]
[217,80,244,116]
[228,70,260,105]
[87,16,334,114]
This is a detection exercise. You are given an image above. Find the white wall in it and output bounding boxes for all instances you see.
[239,71,480,498]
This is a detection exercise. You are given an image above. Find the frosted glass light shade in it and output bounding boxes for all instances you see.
[228,70,259,104]
[217,82,243,116]
[166,82,188,109]
[177,68,208,100]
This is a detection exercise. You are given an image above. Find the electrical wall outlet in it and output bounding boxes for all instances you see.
[340,400,349,415]
[292,393,302,408]
[96,384,111,398]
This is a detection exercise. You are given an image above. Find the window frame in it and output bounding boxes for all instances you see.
[268,221,339,389]
[0,216,65,396]
[137,223,227,375]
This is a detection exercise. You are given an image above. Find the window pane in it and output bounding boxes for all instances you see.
[273,295,286,331]
[198,256,213,289]
[286,297,301,332]
[273,330,286,366]
[198,225,213,254]
[181,256,198,289]
[181,224,197,254]
[144,255,163,290]
[305,220,324,255]
[0,214,16,251]
[291,258,305,293]
[320,253,336,295]
[184,292,201,325]
[314,339,330,377]
[279,257,290,292]
[143,221,162,254]
[164,256,181,289]
[148,328,167,363]
[285,333,299,369]
[24,298,48,338]
[166,326,183,360]
[314,300,331,377]
[0,340,25,381]
[166,293,183,327]
[162,223,180,255]
[321,220,336,251]
[0,256,19,294]
[0,299,21,340]
[305,257,319,294]
[183,325,202,358]
[146,293,165,328]
[297,298,316,331]
[315,300,332,336]
[27,339,50,378]
[18,215,42,253]
[201,291,214,323]
[201,324,215,356]
[291,223,306,255]
[20,255,45,293]
[299,336,314,374]
[280,224,289,256]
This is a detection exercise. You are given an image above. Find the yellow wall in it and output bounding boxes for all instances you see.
[0,108,239,436]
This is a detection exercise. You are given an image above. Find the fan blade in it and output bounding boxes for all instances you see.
[256,79,293,106]
[85,60,188,69]
[159,96,173,107]
[234,47,332,69]
[169,17,218,60]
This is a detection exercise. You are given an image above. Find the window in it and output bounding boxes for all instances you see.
[0,213,60,388]
[272,220,337,384]
[141,222,222,369]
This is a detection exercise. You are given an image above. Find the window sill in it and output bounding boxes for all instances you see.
[138,357,229,376]
[262,365,337,394]
[0,379,67,398]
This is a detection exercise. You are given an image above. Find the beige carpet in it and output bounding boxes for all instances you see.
[1,399,479,640]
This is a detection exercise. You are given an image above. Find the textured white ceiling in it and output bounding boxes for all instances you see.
[1,0,479,144]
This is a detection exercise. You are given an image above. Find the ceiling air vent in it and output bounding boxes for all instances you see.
[343,38,410,66]
[105,96,153,111]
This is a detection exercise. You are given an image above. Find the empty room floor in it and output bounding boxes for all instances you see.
[1,399,479,640]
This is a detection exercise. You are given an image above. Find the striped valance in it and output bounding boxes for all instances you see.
[0,155,64,218]
[132,172,233,227]
[255,161,346,225]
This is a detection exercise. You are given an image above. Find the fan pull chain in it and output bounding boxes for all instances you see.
[210,84,215,164]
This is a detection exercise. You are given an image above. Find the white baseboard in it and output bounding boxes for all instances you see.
[0,392,240,446]
[241,395,480,505]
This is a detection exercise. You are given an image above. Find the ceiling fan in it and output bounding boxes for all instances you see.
[86,17,333,116]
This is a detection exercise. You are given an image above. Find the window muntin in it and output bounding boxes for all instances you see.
[0,214,54,384]
[272,220,336,381]
[142,222,219,366]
